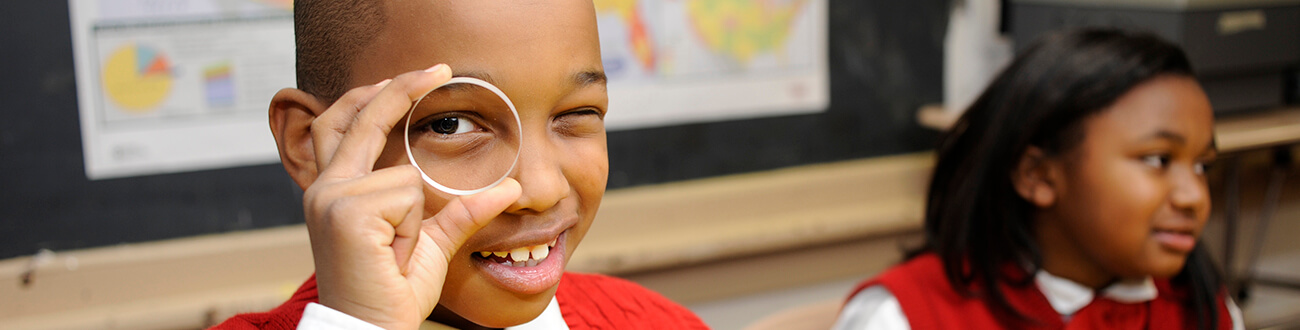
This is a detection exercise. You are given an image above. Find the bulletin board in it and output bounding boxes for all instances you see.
[0,0,948,259]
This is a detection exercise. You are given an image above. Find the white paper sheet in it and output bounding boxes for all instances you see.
[68,0,294,179]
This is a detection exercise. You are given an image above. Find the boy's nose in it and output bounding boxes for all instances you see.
[505,140,569,214]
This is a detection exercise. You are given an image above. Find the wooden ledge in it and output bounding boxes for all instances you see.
[0,226,314,329]
[574,152,931,274]
[918,104,1300,154]
[0,152,935,329]
[1214,107,1300,153]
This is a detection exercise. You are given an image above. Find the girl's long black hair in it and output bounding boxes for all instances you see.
[913,28,1222,329]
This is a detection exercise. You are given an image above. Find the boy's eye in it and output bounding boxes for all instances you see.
[554,109,605,136]
[1141,154,1170,169]
[427,116,478,135]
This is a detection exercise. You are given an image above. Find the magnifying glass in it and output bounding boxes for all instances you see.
[403,77,521,195]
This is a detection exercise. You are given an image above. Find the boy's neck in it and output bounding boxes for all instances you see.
[428,306,501,330]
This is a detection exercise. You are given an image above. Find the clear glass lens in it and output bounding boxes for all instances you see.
[403,77,520,195]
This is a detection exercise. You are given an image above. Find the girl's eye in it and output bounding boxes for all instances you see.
[1141,154,1170,169]
[427,116,477,135]
[1193,161,1213,175]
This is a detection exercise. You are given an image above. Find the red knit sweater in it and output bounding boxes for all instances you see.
[847,253,1233,329]
[212,272,708,329]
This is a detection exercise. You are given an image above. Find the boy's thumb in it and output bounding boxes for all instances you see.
[404,178,521,311]
[423,178,522,261]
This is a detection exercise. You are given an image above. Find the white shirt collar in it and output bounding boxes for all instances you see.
[1034,270,1158,316]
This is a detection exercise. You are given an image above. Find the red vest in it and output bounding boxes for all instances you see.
[847,253,1233,329]
[212,272,707,329]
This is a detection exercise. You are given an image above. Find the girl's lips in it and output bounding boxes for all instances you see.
[474,230,567,295]
[1153,230,1196,253]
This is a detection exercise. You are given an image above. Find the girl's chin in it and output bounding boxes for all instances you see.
[1142,257,1189,279]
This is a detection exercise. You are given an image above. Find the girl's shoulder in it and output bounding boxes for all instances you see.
[847,253,951,299]
[841,253,1061,330]
[1150,279,1238,330]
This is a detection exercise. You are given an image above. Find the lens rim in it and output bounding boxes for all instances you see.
[403,77,522,195]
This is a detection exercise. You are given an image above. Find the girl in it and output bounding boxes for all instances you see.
[833,28,1241,329]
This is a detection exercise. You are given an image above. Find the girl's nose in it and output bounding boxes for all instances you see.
[1169,164,1210,219]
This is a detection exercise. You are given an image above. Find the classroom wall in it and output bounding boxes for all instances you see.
[0,0,948,260]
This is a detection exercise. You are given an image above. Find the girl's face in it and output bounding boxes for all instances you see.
[1036,75,1216,288]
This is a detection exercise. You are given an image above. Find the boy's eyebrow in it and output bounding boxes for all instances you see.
[443,70,605,90]
[573,70,607,87]
[429,70,509,95]
[453,71,496,82]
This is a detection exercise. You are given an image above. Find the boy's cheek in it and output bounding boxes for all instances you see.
[375,133,415,169]
[560,137,608,180]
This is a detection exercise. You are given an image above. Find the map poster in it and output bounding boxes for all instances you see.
[68,0,294,180]
[595,0,829,130]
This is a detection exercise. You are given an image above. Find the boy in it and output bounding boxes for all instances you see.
[213,0,708,329]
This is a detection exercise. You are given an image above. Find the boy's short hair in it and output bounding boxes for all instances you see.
[294,0,387,102]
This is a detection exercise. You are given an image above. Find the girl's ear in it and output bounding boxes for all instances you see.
[268,88,328,190]
[1011,146,1061,208]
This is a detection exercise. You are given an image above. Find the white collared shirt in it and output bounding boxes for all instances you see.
[297,297,570,330]
[831,270,1244,330]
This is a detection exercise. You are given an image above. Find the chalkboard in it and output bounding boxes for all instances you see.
[0,0,948,260]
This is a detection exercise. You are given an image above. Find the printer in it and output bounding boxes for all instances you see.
[1009,0,1300,113]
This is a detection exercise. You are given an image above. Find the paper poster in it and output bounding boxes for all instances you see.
[595,0,830,130]
[68,0,294,179]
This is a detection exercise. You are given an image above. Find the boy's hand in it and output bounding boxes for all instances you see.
[301,64,521,329]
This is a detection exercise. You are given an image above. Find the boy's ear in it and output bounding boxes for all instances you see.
[1011,146,1061,208]
[269,88,328,190]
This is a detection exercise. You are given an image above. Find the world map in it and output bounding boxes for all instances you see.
[595,0,818,82]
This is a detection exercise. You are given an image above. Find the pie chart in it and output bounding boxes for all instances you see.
[102,43,173,113]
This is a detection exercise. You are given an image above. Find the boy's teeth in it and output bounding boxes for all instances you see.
[531,244,549,260]
[509,247,530,262]
[476,238,558,267]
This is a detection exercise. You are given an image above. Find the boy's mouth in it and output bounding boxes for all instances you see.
[472,231,568,295]
[474,238,558,267]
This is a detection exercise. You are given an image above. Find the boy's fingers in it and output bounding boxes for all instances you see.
[406,178,521,303]
[311,83,386,171]
[390,185,424,274]
[319,65,452,180]
[423,178,522,261]
[383,168,425,273]
[303,166,424,271]
[303,165,422,221]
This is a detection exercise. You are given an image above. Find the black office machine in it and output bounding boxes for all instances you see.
[1009,0,1300,113]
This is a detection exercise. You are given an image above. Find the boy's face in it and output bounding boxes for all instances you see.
[348,0,607,327]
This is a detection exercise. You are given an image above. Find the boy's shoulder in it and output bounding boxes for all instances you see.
[210,274,320,329]
[212,273,710,329]
[556,272,710,329]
